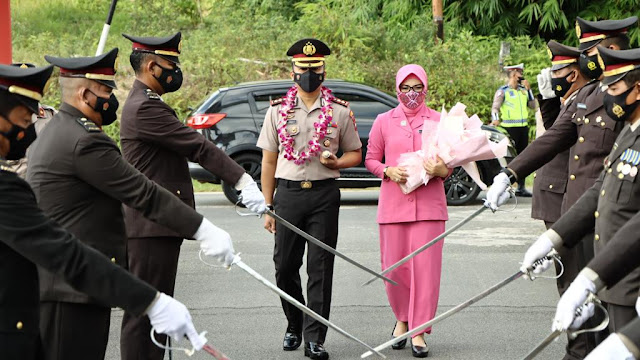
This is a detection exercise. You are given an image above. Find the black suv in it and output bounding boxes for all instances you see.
[186,80,516,205]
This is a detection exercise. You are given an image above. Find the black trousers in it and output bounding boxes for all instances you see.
[39,301,111,360]
[273,180,340,344]
[544,222,602,360]
[0,332,43,360]
[121,237,183,360]
[505,126,529,189]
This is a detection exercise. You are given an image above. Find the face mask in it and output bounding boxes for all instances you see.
[88,91,119,126]
[0,122,37,160]
[604,84,639,122]
[294,70,324,93]
[154,63,183,93]
[397,90,426,110]
[551,71,574,98]
[579,53,603,80]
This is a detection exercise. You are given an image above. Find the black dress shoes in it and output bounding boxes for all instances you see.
[304,342,329,360]
[283,330,302,351]
[411,343,429,358]
[391,323,407,350]
[515,188,533,197]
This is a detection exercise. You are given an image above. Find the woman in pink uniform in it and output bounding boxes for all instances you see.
[365,64,450,358]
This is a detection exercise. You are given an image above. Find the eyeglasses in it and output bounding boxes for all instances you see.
[399,84,425,93]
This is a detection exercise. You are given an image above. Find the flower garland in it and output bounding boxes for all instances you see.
[277,85,334,165]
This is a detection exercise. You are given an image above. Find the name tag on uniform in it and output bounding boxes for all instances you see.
[287,119,297,124]
[577,103,587,110]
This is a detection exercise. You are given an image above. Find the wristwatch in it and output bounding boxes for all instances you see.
[266,204,274,211]
[383,166,389,179]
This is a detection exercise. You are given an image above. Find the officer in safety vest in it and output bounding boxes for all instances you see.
[491,63,536,196]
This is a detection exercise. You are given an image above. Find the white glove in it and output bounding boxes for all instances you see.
[147,293,206,351]
[194,218,235,267]
[553,274,596,331]
[520,233,554,278]
[537,67,556,100]
[486,172,512,210]
[239,178,267,214]
[584,333,636,360]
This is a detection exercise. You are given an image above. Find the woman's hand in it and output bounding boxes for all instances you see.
[386,166,408,184]
[424,156,448,178]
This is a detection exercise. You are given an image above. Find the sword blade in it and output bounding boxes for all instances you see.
[362,206,488,286]
[233,259,386,358]
[202,344,231,360]
[361,270,523,358]
[266,210,397,286]
[521,330,562,360]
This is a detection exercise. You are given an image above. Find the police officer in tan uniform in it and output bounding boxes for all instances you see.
[26,49,236,360]
[257,38,362,360]
[521,46,640,335]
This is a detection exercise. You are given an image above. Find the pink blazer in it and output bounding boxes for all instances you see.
[365,106,449,224]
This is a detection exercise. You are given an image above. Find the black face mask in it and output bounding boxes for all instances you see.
[294,70,324,93]
[154,63,183,93]
[551,71,574,98]
[88,91,119,126]
[604,85,639,122]
[579,53,603,80]
[0,122,37,160]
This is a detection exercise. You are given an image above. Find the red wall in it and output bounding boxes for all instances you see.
[0,0,12,64]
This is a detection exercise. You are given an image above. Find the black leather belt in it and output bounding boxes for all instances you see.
[277,178,335,189]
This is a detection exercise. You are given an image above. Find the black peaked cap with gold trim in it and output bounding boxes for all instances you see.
[122,32,182,64]
[598,46,640,86]
[11,63,36,69]
[576,16,638,51]
[0,64,54,113]
[45,48,119,89]
[548,40,580,71]
[287,38,331,68]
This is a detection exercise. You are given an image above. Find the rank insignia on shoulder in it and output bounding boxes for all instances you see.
[331,97,349,107]
[144,89,162,100]
[577,103,587,110]
[270,97,284,106]
[350,110,357,131]
[76,117,101,132]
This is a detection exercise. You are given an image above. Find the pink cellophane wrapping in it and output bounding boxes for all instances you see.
[398,103,508,194]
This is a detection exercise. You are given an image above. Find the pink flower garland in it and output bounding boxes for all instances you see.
[277,85,334,165]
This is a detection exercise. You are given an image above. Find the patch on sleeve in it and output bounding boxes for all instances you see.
[270,97,284,106]
[331,97,350,107]
[144,89,162,100]
[349,110,357,131]
[75,117,102,132]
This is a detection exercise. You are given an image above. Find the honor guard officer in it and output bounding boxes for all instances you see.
[119,32,265,360]
[257,38,362,360]
[4,63,55,178]
[586,317,640,360]
[0,64,205,359]
[26,49,236,360]
[521,46,640,335]
[491,62,536,196]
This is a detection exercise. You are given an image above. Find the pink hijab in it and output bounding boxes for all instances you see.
[395,64,428,117]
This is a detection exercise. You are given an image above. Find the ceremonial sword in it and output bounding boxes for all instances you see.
[151,329,231,359]
[235,204,397,285]
[361,252,561,358]
[362,204,489,286]
[521,293,609,360]
[230,255,386,358]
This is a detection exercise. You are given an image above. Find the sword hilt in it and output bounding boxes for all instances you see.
[567,293,609,339]
[523,249,563,280]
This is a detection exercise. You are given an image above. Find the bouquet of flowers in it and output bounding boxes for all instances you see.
[398,102,509,194]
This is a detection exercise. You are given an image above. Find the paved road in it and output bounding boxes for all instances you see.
[106,190,568,359]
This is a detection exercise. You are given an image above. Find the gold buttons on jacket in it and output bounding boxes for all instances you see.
[111,257,116,263]
[570,175,576,180]
[578,137,585,143]
[608,168,613,174]
[574,155,579,161]
[548,184,553,189]
[595,234,600,241]
[601,190,605,196]
[601,122,606,127]
[176,190,181,195]
[16,321,23,330]
[619,173,625,179]
[594,211,599,218]
[584,118,590,124]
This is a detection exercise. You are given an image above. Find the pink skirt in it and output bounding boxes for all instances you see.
[380,220,445,336]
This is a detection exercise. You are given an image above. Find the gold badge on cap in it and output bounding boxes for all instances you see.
[575,21,581,38]
[597,53,605,72]
[19,64,28,69]
[43,77,53,94]
[323,139,331,147]
[547,47,553,60]
[303,42,316,56]
[587,61,597,71]
[178,39,183,53]
[114,55,120,72]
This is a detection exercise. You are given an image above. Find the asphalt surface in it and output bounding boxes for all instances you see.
[106,190,568,360]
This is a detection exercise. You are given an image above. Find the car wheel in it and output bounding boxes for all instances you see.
[444,166,482,206]
[222,153,262,206]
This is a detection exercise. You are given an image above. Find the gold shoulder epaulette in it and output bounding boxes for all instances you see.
[75,117,101,133]
[144,89,162,100]
[331,97,349,107]
[270,97,284,106]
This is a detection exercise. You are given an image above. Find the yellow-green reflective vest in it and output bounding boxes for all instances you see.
[500,85,529,127]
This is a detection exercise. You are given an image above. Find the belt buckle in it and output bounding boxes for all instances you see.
[300,181,312,189]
